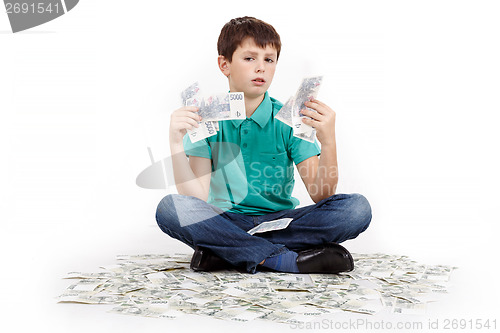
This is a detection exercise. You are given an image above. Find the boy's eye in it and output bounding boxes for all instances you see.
[266,58,274,63]
[244,57,254,61]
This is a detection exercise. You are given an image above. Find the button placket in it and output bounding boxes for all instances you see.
[241,122,250,150]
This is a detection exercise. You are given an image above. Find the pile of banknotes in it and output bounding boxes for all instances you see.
[181,77,323,144]
[57,252,456,324]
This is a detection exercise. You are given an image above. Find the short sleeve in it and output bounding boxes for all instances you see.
[288,134,321,165]
[182,133,212,159]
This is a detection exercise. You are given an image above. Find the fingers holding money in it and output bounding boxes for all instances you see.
[301,100,335,125]
[304,99,326,114]
[300,100,336,145]
[304,100,335,118]
[172,106,203,130]
[300,108,323,122]
[169,106,204,144]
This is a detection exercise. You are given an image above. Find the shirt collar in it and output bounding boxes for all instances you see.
[231,91,271,129]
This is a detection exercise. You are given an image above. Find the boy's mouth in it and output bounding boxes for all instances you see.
[252,78,266,86]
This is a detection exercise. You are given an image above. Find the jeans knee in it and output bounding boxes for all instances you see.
[156,194,175,217]
[348,193,372,233]
[155,194,181,234]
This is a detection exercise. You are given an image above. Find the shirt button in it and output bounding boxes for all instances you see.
[243,130,248,134]
[242,143,248,148]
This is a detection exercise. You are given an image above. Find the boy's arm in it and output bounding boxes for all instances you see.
[169,105,211,201]
[296,142,338,203]
[296,99,338,203]
[170,143,211,201]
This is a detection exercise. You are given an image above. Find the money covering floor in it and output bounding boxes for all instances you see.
[57,253,456,324]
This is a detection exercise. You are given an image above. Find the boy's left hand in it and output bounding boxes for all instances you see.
[301,99,336,145]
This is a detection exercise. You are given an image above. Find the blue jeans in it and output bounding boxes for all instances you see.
[155,193,371,273]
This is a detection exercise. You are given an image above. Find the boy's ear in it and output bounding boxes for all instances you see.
[218,55,230,77]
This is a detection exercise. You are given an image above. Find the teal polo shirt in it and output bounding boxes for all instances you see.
[182,91,321,215]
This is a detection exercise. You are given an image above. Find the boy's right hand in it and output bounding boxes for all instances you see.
[169,106,202,145]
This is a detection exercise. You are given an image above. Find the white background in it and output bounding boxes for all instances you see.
[1,0,499,332]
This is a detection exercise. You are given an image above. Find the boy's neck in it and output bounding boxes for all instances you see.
[244,93,265,118]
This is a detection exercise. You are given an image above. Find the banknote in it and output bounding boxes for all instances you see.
[247,218,293,235]
[391,298,427,315]
[65,271,116,279]
[110,299,185,319]
[274,77,322,142]
[275,96,294,127]
[186,119,218,143]
[181,82,201,105]
[197,92,245,121]
[180,82,218,143]
[293,129,317,143]
[180,83,244,143]
[57,291,127,304]
[65,278,107,292]
[291,76,323,135]
[341,299,383,315]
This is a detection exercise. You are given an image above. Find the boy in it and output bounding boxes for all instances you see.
[156,17,371,274]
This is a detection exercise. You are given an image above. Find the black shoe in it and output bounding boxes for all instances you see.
[190,246,235,272]
[296,242,354,274]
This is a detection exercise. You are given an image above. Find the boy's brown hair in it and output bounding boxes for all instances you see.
[217,16,281,62]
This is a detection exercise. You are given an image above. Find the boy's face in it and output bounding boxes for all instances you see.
[219,37,278,99]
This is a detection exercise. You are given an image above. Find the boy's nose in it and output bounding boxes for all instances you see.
[255,61,265,73]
